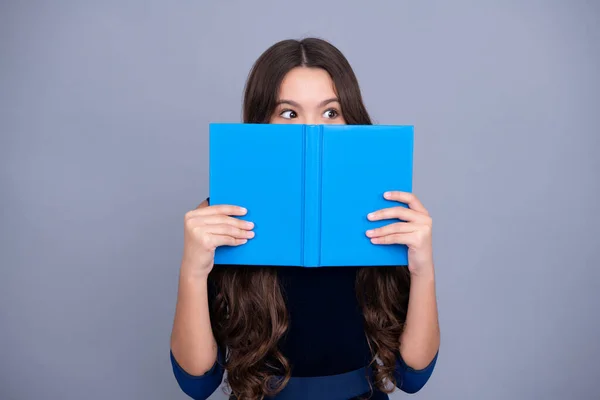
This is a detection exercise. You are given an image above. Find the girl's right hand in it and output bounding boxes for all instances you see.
[180,199,254,277]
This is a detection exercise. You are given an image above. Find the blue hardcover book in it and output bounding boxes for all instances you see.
[208,123,414,267]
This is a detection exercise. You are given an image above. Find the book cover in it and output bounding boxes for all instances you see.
[208,123,414,267]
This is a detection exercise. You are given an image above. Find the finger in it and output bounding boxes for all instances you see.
[367,206,430,224]
[366,222,418,238]
[198,224,255,239]
[210,234,249,247]
[201,215,254,230]
[370,233,415,246]
[383,191,428,214]
[186,204,247,219]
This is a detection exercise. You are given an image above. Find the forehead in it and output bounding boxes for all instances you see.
[277,67,338,103]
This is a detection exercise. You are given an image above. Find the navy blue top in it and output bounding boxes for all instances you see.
[170,265,437,399]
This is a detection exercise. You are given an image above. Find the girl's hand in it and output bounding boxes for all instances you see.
[181,200,254,278]
[366,191,434,278]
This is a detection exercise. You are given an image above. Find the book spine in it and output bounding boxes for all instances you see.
[302,125,323,267]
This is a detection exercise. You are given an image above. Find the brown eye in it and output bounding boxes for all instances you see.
[280,110,297,119]
[323,109,338,119]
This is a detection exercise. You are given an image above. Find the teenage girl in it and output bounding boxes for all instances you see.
[170,37,440,400]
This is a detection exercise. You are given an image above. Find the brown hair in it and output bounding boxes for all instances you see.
[208,37,411,399]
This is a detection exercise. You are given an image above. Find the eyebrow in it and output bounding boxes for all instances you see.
[276,98,340,108]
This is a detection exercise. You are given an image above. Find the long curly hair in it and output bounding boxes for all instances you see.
[207,37,412,400]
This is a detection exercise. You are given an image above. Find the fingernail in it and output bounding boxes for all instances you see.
[247,231,255,238]
[384,192,391,198]
[367,213,374,219]
[245,221,254,228]
[366,229,373,236]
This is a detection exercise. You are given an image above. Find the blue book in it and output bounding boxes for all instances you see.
[208,123,414,267]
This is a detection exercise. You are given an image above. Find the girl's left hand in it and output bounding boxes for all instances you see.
[366,191,434,278]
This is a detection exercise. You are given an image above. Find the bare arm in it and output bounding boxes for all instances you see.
[169,199,252,376]
[170,270,218,375]
[399,271,440,370]
[365,191,440,371]
[170,200,218,375]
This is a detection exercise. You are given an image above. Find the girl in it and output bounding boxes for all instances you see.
[170,37,440,400]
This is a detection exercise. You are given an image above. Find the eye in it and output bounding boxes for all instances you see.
[323,108,339,119]
[280,109,297,119]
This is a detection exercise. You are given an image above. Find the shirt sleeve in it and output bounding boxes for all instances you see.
[170,347,225,400]
[393,350,438,394]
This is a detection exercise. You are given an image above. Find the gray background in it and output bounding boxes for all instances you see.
[1,1,599,399]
